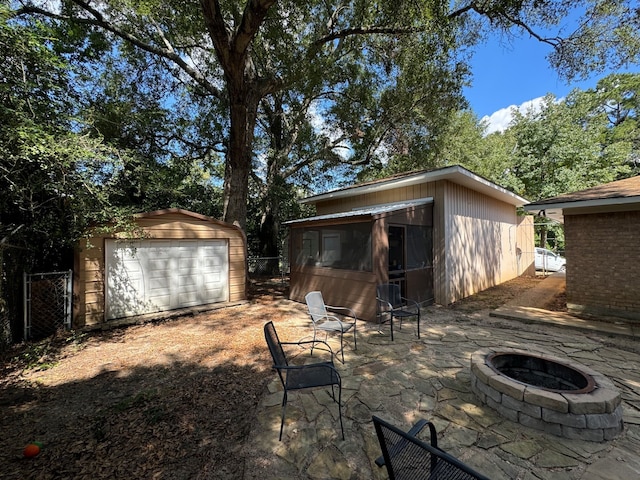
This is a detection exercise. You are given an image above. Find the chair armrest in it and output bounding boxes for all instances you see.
[325,305,357,321]
[280,339,335,356]
[401,297,420,310]
[274,362,337,372]
[374,419,437,467]
[318,313,343,323]
[376,297,392,311]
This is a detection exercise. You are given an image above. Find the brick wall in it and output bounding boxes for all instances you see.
[565,210,640,320]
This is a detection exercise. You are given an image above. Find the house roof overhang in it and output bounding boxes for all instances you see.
[284,198,434,226]
[299,165,529,207]
[523,176,640,222]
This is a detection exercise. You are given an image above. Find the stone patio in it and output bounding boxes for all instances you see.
[242,298,640,480]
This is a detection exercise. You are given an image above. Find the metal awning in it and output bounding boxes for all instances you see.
[284,198,433,225]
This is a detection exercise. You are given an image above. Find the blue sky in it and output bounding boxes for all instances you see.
[464,33,640,133]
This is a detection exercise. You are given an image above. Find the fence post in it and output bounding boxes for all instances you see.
[23,271,29,340]
[65,269,73,329]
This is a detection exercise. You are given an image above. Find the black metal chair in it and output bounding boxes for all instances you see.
[264,321,344,441]
[373,416,491,480]
[376,284,420,341]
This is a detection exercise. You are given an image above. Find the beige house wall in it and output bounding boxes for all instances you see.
[315,182,438,215]
[438,182,527,304]
[74,210,247,328]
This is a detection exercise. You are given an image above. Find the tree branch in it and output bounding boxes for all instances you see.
[448,1,561,48]
[499,11,561,49]
[200,0,233,70]
[314,26,422,46]
[14,1,224,98]
[234,0,277,56]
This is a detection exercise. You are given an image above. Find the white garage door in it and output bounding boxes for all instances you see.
[105,239,229,320]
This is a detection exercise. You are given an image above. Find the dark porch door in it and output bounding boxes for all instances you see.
[388,225,433,305]
[388,226,406,295]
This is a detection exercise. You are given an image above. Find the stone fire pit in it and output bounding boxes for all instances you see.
[470,347,623,441]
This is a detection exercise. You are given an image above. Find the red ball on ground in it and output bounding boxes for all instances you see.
[23,443,41,458]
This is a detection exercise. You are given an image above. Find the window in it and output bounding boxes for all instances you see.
[294,223,372,271]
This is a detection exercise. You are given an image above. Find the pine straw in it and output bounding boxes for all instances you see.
[0,280,302,480]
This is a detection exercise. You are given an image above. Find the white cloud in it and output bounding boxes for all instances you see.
[481,96,548,135]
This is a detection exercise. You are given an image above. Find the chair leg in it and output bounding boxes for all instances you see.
[328,385,345,440]
[353,325,357,351]
[279,391,288,441]
[337,385,344,440]
[378,311,394,340]
[417,311,420,339]
[339,330,345,363]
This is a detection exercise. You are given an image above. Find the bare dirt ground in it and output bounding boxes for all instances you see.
[0,276,551,479]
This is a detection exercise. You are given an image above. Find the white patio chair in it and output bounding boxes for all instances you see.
[304,291,357,363]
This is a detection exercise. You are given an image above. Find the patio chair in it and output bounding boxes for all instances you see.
[376,284,420,341]
[305,291,357,363]
[264,321,344,441]
[372,416,490,480]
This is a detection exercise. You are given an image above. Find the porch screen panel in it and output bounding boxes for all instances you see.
[406,225,432,269]
[294,223,372,271]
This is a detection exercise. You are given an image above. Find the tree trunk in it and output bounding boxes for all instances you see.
[200,0,276,231]
[257,95,285,273]
[222,94,258,230]
[258,196,281,275]
[539,222,548,248]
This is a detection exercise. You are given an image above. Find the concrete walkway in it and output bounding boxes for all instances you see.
[492,272,640,339]
[243,278,640,479]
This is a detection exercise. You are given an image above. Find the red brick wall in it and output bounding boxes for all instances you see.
[565,210,640,320]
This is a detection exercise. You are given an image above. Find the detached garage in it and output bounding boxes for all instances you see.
[74,209,247,329]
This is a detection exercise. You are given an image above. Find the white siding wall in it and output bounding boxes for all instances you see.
[441,182,519,304]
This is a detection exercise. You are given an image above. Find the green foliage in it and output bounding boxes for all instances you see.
[1,11,101,268]
[9,0,640,261]
[507,90,632,201]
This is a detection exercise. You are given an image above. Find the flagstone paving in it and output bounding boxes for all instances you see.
[243,305,640,479]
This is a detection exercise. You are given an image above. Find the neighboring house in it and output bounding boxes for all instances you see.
[74,208,247,329]
[286,165,534,321]
[524,175,640,321]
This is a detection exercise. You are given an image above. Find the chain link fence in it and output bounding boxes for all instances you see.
[247,256,289,282]
[24,271,73,340]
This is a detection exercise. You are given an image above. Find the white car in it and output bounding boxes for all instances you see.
[535,247,566,272]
